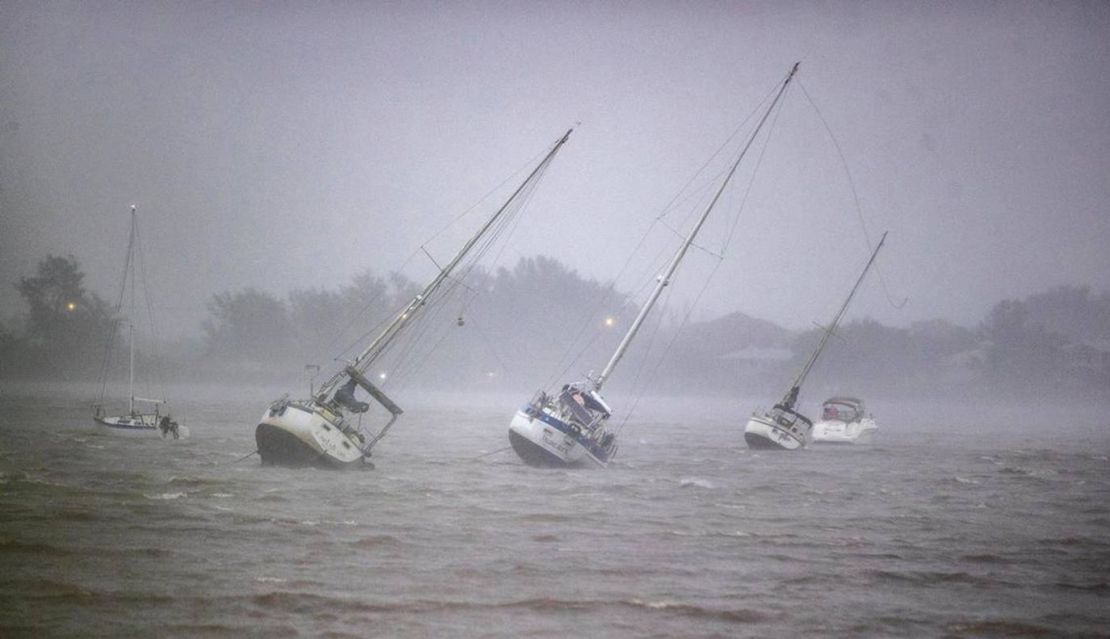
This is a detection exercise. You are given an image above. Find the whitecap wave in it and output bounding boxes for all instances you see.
[679,477,715,489]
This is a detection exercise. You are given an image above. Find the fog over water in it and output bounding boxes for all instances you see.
[2,2,1109,338]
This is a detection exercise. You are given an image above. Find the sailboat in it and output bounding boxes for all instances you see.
[256,130,572,469]
[508,63,801,468]
[93,206,181,439]
[743,232,887,450]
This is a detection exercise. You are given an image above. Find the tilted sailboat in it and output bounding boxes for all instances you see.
[256,130,572,468]
[93,206,181,439]
[508,63,801,468]
[743,232,887,450]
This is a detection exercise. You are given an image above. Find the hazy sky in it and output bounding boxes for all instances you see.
[2,1,1108,339]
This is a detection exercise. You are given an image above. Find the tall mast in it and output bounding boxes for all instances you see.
[317,129,573,399]
[781,231,887,409]
[595,63,800,390]
[128,206,136,415]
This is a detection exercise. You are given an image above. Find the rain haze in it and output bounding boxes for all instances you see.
[2,1,1108,337]
[1,2,1109,638]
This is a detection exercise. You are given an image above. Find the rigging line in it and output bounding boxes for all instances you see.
[96,211,137,404]
[658,216,726,260]
[720,76,793,256]
[542,96,783,390]
[380,267,476,385]
[326,251,419,361]
[425,209,519,335]
[227,449,259,464]
[464,311,517,380]
[133,217,154,402]
[652,81,781,224]
[545,280,628,388]
[134,216,169,403]
[614,275,680,435]
[387,285,461,377]
[470,446,512,460]
[335,132,571,396]
[450,205,521,309]
[341,148,559,386]
[420,246,445,273]
[654,160,738,261]
[621,274,681,394]
[797,78,908,310]
[548,239,671,389]
[550,319,608,387]
[387,286,481,383]
[618,256,727,435]
[329,263,428,367]
[400,311,469,386]
[544,275,637,389]
[541,91,772,389]
[460,169,544,271]
[451,174,546,321]
[652,199,732,259]
[385,303,460,389]
[478,175,543,281]
[410,169,549,339]
[542,210,668,388]
[413,146,556,342]
[419,144,550,248]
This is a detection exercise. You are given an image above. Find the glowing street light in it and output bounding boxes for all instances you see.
[604,316,615,327]
[66,302,77,311]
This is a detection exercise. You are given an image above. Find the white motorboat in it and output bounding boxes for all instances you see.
[809,396,877,444]
[744,233,887,450]
[257,130,572,469]
[509,63,802,468]
[93,206,182,440]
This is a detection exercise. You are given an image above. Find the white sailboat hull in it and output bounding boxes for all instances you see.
[508,408,615,468]
[508,409,589,467]
[95,414,157,432]
[95,413,184,439]
[810,417,877,444]
[743,413,808,450]
[256,400,370,469]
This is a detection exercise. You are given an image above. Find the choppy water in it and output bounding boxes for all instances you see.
[1,386,1108,637]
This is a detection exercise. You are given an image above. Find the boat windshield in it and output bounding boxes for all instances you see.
[770,404,814,430]
[821,399,863,422]
[558,387,605,428]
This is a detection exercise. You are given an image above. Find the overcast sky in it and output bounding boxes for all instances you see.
[2,1,1108,339]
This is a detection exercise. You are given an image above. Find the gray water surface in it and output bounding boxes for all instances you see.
[1,389,1107,637]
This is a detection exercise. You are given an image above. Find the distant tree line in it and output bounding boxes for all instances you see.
[1,255,116,379]
[3,254,1108,400]
[192,255,637,390]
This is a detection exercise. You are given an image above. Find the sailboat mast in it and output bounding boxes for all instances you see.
[317,129,573,399]
[785,231,887,404]
[128,205,136,415]
[595,63,800,390]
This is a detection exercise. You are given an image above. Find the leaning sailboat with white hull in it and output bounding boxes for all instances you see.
[256,130,572,468]
[744,233,887,450]
[509,64,801,468]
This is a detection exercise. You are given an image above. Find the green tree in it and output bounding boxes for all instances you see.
[979,298,1069,390]
[202,288,294,365]
[12,254,115,374]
